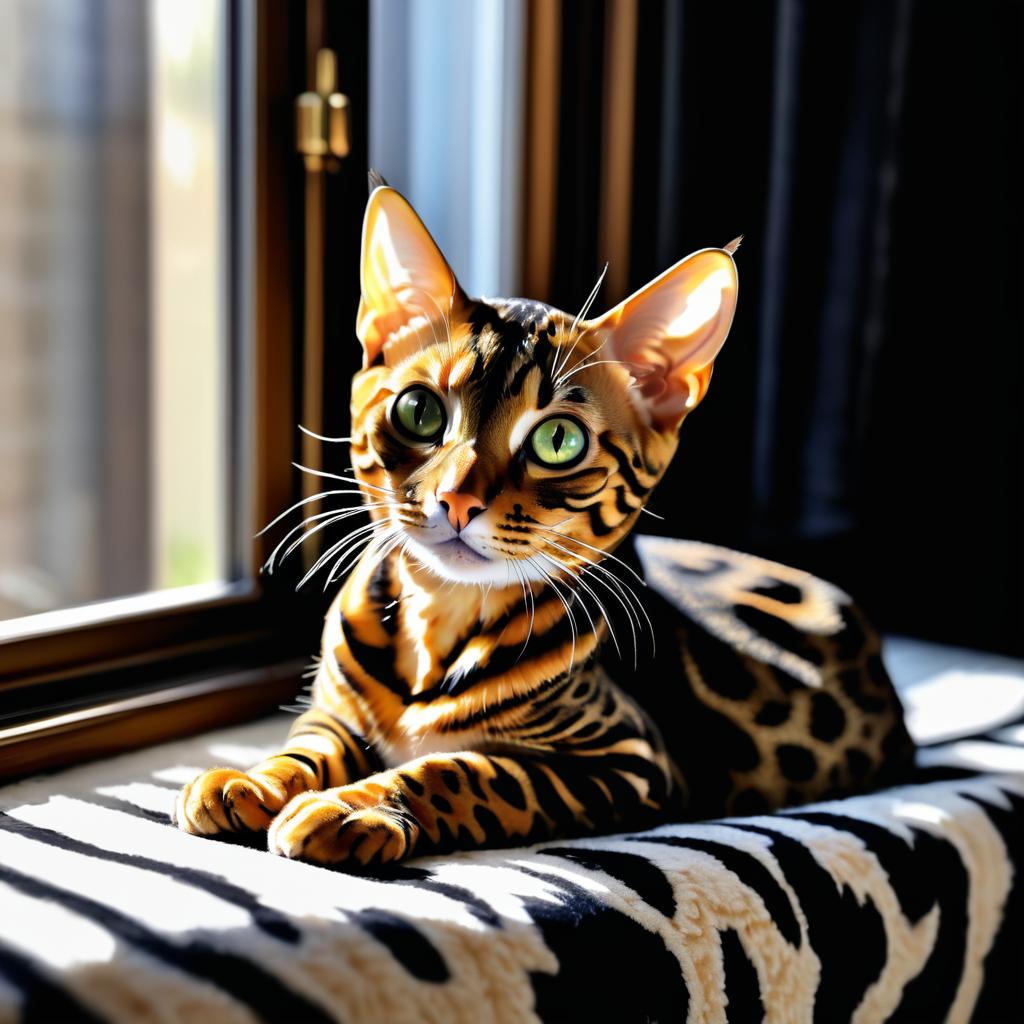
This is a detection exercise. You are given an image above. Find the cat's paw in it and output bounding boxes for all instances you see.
[268,790,417,867]
[173,767,282,836]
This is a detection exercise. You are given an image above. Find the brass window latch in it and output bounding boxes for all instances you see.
[296,48,350,172]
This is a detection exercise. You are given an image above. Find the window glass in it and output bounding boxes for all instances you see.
[0,0,226,623]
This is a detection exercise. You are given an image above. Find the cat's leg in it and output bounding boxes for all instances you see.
[267,744,677,868]
[174,707,380,837]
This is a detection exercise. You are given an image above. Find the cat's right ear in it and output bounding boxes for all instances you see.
[356,186,463,367]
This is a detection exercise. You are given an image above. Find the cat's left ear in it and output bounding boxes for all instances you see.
[356,186,465,367]
[587,242,739,430]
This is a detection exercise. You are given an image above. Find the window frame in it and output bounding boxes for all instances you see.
[0,0,364,780]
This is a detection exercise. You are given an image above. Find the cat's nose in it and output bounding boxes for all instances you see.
[437,491,486,532]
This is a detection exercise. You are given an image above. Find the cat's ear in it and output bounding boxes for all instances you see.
[587,243,739,429]
[356,186,465,367]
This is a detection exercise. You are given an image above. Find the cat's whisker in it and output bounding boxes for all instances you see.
[555,358,629,385]
[291,462,399,496]
[256,489,380,536]
[278,502,394,567]
[553,335,617,387]
[324,526,394,589]
[297,519,385,590]
[568,548,654,656]
[533,526,655,658]
[534,526,647,586]
[538,537,642,663]
[536,547,625,657]
[300,524,380,591]
[533,551,605,662]
[328,523,404,587]
[553,335,612,391]
[324,534,377,589]
[570,261,608,336]
[553,324,613,390]
[526,555,578,676]
[639,507,665,520]
[510,560,536,663]
[333,516,401,581]
[535,548,621,660]
[585,559,656,659]
[298,424,352,443]
[581,565,640,667]
[539,534,643,632]
[263,503,390,573]
[264,509,350,570]
[549,263,609,384]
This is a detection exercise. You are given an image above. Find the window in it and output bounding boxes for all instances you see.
[0,0,227,628]
[0,1,364,778]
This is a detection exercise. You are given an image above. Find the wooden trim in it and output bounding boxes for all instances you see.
[522,0,561,302]
[0,659,306,782]
[299,1,327,561]
[0,584,263,691]
[252,0,301,569]
[599,0,638,304]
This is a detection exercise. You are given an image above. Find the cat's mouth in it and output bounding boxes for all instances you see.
[427,538,492,566]
[403,533,516,585]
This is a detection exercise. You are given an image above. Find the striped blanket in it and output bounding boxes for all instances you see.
[1,638,1021,1023]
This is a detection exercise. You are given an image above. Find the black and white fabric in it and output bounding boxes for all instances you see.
[1,638,1022,1023]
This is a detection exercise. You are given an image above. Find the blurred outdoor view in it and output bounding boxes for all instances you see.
[0,0,226,625]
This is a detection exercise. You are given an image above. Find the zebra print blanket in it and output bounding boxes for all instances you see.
[1,638,1021,1023]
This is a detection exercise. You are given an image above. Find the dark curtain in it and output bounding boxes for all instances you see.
[546,0,1023,655]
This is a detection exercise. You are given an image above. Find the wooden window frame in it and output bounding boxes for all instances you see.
[0,1,367,780]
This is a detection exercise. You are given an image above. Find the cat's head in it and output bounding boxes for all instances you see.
[349,186,738,587]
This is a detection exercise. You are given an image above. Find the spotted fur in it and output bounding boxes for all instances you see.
[175,186,913,867]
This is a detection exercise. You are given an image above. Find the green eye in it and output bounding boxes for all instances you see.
[528,416,588,467]
[393,386,446,441]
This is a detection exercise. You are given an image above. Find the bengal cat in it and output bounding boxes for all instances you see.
[174,184,914,867]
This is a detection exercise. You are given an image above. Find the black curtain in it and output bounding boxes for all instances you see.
[546,0,1022,655]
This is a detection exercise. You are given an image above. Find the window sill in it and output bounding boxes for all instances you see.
[0,657,306,782]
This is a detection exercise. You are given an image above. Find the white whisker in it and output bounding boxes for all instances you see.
[278,503,391,567]
[299,424,352,443]
[527,556,577,676]
[534,526,647,585]
[297,519,384,590]
[550,263,610,385]
[291,462,398,496]
[556,359,628,385]
[256,489,380,537]
[539,537,641,663]
[263,504,389,573]
[535,548,620,659]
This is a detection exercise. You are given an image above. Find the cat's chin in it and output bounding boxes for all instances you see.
[404,536,535,587]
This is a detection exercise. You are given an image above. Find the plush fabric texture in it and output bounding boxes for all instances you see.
[0,639,1021,1024]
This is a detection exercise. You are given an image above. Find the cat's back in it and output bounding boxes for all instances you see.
[603,536,914,818]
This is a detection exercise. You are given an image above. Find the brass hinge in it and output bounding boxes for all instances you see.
[296,48,350,172]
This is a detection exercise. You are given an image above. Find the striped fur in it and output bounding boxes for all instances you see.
[175,186,913,868]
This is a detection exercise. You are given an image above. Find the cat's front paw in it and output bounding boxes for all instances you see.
[268,790,418,867]
[174,767,283,836]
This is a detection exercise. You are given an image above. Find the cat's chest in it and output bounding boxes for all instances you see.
[378,718,489,768]
[393,590,504,695]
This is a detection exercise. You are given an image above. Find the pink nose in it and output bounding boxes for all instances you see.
[437,491,486,531]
